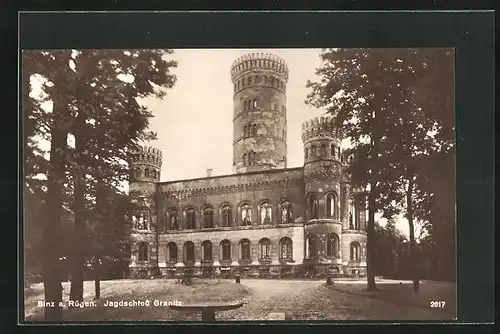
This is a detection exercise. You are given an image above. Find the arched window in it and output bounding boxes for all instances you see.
[305,234,317,259]
[167,242,177,262]
[259,201,272,225]
[144,168,150,177]
[137,243,149,262]
[320,144,327,156]
[252,99,258,109]
[202,240,212,261]
[203,206,214,228]
[185,208,196,229]
[242,153,247,165]
[248,151,257,165]
[252,124,257,136]
[305,148,308,159]
[240,203,252,226]
[220,240,231,261]
[331,144,336,157]
[279,237,293,260]
[168,210,178,230]
[234,83,237,91]
[221,204,232,227]
[326,192,338,219]
[338,147,341,158]
[184,241,195,263]
[308,194,319,219]
[239,239,251,261]
[137,208,149,230]
[280,201,293,224]
[348,196,359,230]
[259,238,271,260]
[327,233,340,258]
[350,242,361,261]
[311,145,317,156]
[248,76,252,85]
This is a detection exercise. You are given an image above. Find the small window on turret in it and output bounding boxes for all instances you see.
[305,148,308,159]
[248,76,252,85]
[321,144,327,156]
[252,99,258,108]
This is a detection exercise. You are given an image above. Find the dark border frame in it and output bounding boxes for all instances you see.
[18,10,495,325]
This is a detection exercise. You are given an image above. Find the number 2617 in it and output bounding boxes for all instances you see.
[430,301,446,308]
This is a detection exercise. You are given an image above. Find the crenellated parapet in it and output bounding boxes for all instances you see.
[230,52,289,83]
[129,146,163,182]
[301,116,342,144]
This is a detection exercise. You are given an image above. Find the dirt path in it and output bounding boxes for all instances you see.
[217,279,322,321]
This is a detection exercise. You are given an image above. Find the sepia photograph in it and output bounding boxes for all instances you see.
[23,47,457,322]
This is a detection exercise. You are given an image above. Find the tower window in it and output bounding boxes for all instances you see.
[327,233,340,258]
[311,145,317,156]
[282,105,286,114]
[326,192,339,219]
[252,124,257,136]
[320,144,327,156]
[252,99,258,108]
[248,76,252,85]
[338,147,341,158]
[331,144,336,157]
[242,153,247,165]
[308,194,319,219]
[305,148,308,159]
[350,242,361,261]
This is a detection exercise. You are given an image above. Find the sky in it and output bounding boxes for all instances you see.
[138,48,414,237]
[29,48,416,238]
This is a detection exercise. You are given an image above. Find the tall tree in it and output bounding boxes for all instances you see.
[306,48,417,290]
[22,49,177,318]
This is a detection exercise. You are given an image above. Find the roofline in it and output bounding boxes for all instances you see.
[158,166,303,185]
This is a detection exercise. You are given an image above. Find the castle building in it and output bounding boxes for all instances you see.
[127,53,367,278]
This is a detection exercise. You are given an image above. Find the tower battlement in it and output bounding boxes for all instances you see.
[130,146,163,169]
[301,116,341,143]
[230,52,289,82]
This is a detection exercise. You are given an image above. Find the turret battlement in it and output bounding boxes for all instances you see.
[301,116,341,143]
[129,146,163,169]
[230,52,289,82]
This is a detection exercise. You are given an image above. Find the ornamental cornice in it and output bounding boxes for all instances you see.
[163,178,302,200]
[304,164,342,183]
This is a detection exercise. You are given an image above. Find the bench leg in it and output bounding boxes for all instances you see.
[201,309,215,321]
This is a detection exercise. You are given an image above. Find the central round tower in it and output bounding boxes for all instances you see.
[230,53,289,173]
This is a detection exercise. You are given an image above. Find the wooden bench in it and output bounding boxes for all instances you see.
[169,301,245,321]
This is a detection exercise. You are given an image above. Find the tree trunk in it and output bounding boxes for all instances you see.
[70,115,86,302]
[94,257,101,300]
[43,125,68,321]
[366,134,380,291]
[407,177,419,292]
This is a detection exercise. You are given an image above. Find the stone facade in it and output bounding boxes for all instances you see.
[127,53,367,279]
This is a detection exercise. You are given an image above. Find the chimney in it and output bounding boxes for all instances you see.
[206,168,213,177]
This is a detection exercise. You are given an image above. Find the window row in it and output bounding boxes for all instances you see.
[243,123,258,137]
[242,151,258,166]
[305,234,362,261]
[131,168,160,180]
[243,99,258,111]
[305,144,341,160]
[307,192,340,220]
[136,237,294,262]
[234,75,286,92]
[165,201,294,231]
